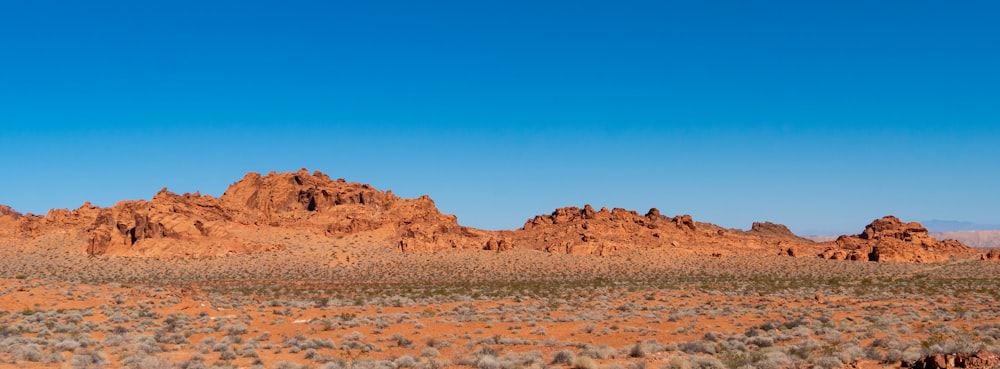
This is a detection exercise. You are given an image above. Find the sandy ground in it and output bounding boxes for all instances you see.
[1,248,998,369]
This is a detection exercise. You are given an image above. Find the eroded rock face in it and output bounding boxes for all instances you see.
[0,205,19,218]
[512,205,812,256]
[5,169,489,257]
[820,216,974,262]
[908,350,1000,369]
[6,170,970,263]
[982,248,1000,261]
[515,205,688,255]
[747,221,811,242]
[0,205,21,236]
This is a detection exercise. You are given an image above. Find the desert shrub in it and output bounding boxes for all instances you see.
[106,313,130,324]
[55,339,82,352]
[319,359,347,369]
[224,322,248,335]
[628,341,647,358]
[835,343,866,364]
[571,356,597,369]
[43,351,66,363]
[196,337,217,353]
[746,336,774,347]
[789,339,822,358]
[311,338,336,349]
[273,362,306,369]
[884,345,923,364]
[239,347,259,358]
[702,332,721,342]
[689,356,725,369]
[498,351,544,369]
[627,361,646,369]
[220,348,238,361]
[103,334,127,347]
[395,354,419,368]
[392,333,415,348]
[664,356,691,369]
[578,344,616,359]
[678,341,716,355]
[474,346,499,358]
[420,347,440,358]
[809,356,844,369]
[552,350,575,365]
[425,336,452,348]
[11,343,43,362]
[476,355,501,369]
[69,349,107,369]
[156,331,189,345]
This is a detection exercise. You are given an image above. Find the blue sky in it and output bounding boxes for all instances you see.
[1,1,998,235]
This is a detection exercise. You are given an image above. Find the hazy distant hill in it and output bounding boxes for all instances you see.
[921,220,1000,232]
[808,230,1000,248]
[805,235,839,242]
[931,230,1000,248]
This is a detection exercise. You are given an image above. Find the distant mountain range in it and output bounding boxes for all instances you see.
[919,220,1000,248]
[920,219,1000,232]
[930,231,1000,248]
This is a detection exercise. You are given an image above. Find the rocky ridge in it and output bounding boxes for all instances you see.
[0,170,978,262]
[503,205,809,256]
[9,169,488,257]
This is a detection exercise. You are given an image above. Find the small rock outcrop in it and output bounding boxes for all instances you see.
[746,221,812,243]
[0,205,19,218]
[982,248,1000,261]
[908,350,1000,369]
[820,216,974,262]
[510,205,811,256]
[0,205,21,236]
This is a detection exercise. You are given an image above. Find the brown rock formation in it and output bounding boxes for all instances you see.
[982,248,1000,261]
[820,216,974,262]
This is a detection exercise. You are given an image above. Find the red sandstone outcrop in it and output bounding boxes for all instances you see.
[0,205,20,237]
[507,205,811,256]
[746,221,811,242]
[219,169,488,252]
[0,170,974,263]
[6,169,490,257]
[0,205,18,218]
[982,248,1000,261]
[820,216,974,262]
[908,350,1000,369]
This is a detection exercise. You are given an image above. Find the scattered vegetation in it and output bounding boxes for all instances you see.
[1,236,1000,368]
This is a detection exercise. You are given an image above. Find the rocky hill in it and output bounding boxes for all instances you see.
[819,216,974,262]
[503,205,811,256]
[0,169,979,263]
[8,169,490,257]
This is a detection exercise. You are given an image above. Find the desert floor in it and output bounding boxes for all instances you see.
[1,240,999,369]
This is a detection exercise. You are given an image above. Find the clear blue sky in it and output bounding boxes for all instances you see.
[1,1,998,235]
